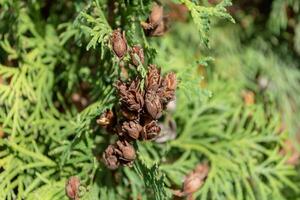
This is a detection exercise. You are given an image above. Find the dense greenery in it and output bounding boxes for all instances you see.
[0,0,299,199]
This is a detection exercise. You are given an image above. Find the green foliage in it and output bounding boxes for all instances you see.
[268,0,299,34]
[0,0,300,200]
[181,0,235,46]
[77,0,112,53]
[134,160,171,200]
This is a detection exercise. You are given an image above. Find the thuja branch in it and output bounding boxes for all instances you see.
[6,141,56,167]
[170,140,214,160]
[180,0,235,46]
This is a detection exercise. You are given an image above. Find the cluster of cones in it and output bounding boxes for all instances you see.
[99,19,177,169]
[99,65,176,170]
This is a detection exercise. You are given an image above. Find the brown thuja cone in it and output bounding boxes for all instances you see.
[65,176,80,200]
[159,72,177,104]
[145,64,162,91]
[116,79,144,114]
[120,120,143,140]
[141,120,161,140]
[102,145,120,170]
[164,72,177,91]
[102,140,136,169]
[97,109,115,129]
[145,89,163,119]
[111,29,127,59]
[115,140,136,165]
[141,3,163,30]
[173,163,209,199]
[183,163,209,195]
[141,3,168,36]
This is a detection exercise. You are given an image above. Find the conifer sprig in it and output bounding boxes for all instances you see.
[0,0,299,199]
[181,0,235,46]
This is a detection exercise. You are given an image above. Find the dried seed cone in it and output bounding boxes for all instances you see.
[145,90,163,119]
[97,109,115,128]
[115,140,136,163]
[146,64,162,91]
[102,140,136,169]
[141,4,163,30]
[130,45,144,67]
[116,79,144,113]
[141,4,167,37]
[160,72,177,104]
[142,120,161,140]
[164,72,177,91]
[121,121,143,140]
[183,174,203,195]
[111,29,127,59]
[183,163,209,195]
[149,4,164,28]
[102,145,120,170]
[65,176,80,200]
